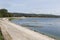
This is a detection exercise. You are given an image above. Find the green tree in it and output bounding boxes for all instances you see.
[0,13,2,17]
[0,9,8,17]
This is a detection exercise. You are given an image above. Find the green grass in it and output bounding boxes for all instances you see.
[0,31,4,40]
[9,18,15,21]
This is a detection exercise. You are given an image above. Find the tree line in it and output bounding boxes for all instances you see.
[0,9,60,18]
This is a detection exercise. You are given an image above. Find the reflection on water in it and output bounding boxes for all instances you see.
[11,18,60,40]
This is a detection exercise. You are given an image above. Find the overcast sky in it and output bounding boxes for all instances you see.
[0,0,60,15]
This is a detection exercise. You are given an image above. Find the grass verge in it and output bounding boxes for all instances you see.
[0,30,4,40]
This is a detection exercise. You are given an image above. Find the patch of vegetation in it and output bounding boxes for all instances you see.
[0,9,13,17]
[0,30,4,40]
[9,18,15,21]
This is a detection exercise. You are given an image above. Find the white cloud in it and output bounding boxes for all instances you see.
[0,0,60,15]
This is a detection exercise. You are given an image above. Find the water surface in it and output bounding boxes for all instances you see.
[11,18,60,40]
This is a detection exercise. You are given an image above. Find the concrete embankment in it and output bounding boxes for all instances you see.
[0,18,55,40]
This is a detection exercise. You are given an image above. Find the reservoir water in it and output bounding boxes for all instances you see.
[11,18,60,40]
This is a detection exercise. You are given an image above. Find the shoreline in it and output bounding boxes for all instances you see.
[9,18,55,40]
[10,17,59,40]
[0,18,55,40]
[10,17,58,39]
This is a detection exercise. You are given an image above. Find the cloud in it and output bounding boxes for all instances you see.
[0,0,60,15]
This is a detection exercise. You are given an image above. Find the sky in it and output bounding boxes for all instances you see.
[0,0,60,15]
